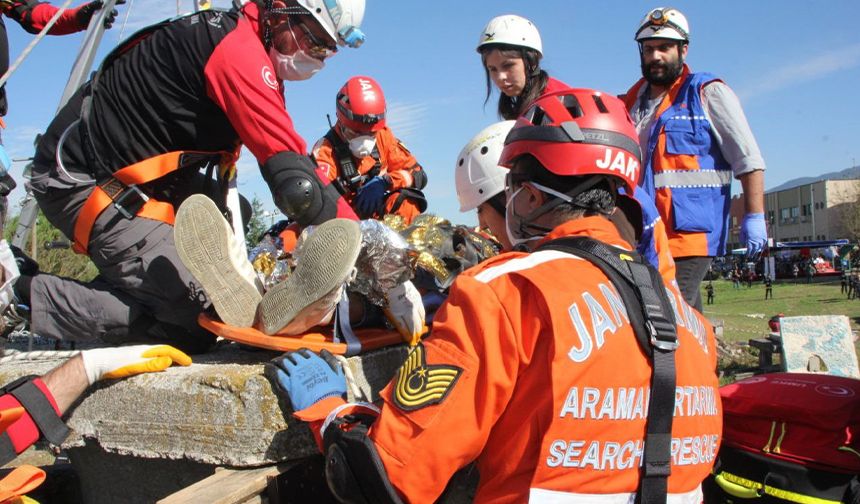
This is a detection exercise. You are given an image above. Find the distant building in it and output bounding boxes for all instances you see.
[727,178,860,249]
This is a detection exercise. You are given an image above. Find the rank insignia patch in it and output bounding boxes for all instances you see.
[393,344,462,411]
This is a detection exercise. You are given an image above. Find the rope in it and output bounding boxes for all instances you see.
[0,0,77,89]
[333,354,366,402]
[0,348,80,364]
[116,0,136,42]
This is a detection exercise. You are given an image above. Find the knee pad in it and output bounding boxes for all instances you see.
[261,152,340,226]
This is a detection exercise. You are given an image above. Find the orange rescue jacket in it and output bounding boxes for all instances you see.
[370,216,722,503]
[312,126,423,198]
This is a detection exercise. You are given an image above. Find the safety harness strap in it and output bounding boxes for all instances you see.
[324,128,361,195]
[386,188,427,215]
[537,236,677,504]
[0,432,15,466]
[71,150,232,254]
[0,376,69,448]
[323,128,382,196]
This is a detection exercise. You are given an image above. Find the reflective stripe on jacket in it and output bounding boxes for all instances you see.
[369,217,722,502]
[624,67,732,257]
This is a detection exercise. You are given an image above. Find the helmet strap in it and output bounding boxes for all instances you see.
[262,0,274,49]
[520,175,615,232]
[260,0,308,50]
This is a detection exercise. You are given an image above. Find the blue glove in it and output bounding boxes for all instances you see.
[353,176,388,218]
[740,212,767,259]
[265,348,346,412]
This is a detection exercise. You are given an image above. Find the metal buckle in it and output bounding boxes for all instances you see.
[647,320,679,351]
[112,184,149,220]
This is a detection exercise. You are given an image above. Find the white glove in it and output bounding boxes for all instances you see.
[383,281,426,346]
[80,345,192,385]
[0,240,20,312]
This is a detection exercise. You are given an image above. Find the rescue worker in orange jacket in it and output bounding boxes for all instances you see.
[622,7,766,311]
[455,119,676,282]
[267,89,722,503]
[312,75,427,224]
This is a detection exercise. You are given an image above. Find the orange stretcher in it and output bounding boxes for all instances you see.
[198,313,405,356]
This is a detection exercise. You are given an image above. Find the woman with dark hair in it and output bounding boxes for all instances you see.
[476,14,569,119]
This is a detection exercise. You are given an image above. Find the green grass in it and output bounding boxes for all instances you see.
[701,277,860,377]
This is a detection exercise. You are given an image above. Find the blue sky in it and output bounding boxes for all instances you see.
[2,0,859,227]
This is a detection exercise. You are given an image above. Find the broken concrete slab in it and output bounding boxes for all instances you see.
[2,341,411,501]
[3,342,409,466]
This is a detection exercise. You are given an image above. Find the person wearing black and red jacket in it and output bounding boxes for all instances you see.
[15,0,366,353]
[0,0,120,118]
[0,0,119,197]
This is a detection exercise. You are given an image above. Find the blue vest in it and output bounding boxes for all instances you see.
[643,72,733,257]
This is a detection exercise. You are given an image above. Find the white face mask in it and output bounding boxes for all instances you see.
[348,135,377,158]
[268,46,325,81]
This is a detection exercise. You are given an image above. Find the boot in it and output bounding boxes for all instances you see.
[174,194,263,327]
[257,218,361,335]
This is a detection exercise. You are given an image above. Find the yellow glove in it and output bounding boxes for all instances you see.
[80,345,192,385]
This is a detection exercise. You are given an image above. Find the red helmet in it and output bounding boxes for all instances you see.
[499,88,642,192]
[335,75,386,134]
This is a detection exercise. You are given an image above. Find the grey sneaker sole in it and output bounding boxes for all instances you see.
[258,219,361,334]
[175,194,261,327]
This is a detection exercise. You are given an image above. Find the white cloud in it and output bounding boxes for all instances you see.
[738,43,860,100]
[385,101,430,140]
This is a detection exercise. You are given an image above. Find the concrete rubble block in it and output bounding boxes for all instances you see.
[1,342,410,467]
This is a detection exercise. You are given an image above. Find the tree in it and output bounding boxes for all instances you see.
[245,195,270,250]
[4,210,98,282]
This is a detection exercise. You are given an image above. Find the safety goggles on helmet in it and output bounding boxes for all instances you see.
[322,0,365,47]
[266,0,364,49]
[635,7,689,42]
[336,102,384,129]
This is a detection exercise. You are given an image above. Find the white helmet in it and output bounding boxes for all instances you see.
[476,14,542,56]
[295,0,366,48]
[635,7,689,42]
[455,121,515,212]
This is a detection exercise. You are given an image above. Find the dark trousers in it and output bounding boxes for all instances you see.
[26,174,232,353]
[675,256,713,313]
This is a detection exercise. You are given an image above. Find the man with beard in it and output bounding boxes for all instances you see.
[622,7,766,311]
